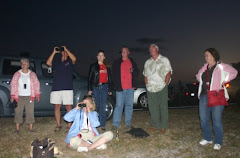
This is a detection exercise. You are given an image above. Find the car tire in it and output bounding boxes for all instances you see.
[106,97,115,121]
[138,93,148,109]
[235,89,240,104]
[0,98,4,117]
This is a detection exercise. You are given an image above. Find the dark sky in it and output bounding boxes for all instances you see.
[1,0,240,84]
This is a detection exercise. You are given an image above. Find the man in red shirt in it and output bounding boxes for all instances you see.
[111,47,139,130]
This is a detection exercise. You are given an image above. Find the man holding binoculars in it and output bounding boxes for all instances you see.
[46,46,77,132]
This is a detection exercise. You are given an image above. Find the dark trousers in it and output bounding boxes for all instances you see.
[147,86,168,129]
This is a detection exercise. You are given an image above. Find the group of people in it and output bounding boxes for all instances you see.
[9,44,237,151]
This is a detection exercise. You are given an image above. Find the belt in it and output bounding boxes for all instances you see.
[98,83,108,86]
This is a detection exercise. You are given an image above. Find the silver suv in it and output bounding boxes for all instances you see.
[0,56,115,120]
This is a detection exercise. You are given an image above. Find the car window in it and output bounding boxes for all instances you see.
[41,62,53,78]
[2,59,35,75]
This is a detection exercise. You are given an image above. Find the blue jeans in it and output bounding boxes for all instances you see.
[92,84,108,127]
[199,94,225,144]
[112,89,134,127]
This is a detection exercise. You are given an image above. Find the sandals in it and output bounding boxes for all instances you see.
[54,126,62,132]
[14,130,19,134]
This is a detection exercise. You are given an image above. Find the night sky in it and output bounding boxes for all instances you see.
[1,0,240,84]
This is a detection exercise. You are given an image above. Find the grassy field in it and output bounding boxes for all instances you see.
[0,104,240,158]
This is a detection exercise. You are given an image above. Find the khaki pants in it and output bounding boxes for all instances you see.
[14,96,35,124]
[70,131,113,149]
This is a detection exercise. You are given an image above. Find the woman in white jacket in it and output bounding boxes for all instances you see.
[196,48,237,150]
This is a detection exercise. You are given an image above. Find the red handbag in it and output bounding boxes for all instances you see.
[207,89,228,107]
[206,66,228,107]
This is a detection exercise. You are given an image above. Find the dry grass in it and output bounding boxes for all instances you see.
[0,104,240,158]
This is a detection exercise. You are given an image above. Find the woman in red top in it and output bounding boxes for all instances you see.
[88,51,112,130]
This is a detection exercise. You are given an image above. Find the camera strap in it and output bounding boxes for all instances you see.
[87,117,89,127]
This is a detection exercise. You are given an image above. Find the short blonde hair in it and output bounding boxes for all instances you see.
[83,95,96,111]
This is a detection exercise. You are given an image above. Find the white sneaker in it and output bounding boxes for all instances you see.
[199,139,213,145]
[213,144,221,150]
[77,146,88,152]
[96,144,107,150]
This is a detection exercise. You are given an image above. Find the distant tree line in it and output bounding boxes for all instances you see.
[232,62,240,77]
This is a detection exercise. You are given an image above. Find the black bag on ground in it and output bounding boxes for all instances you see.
[30,138,54,158]
[127,128,150,138]
[9,100,17,109]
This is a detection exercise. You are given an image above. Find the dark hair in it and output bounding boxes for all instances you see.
[97,50,110,68]
[121,46,130,52]
[205,48,220,62]
[118,46,129,54]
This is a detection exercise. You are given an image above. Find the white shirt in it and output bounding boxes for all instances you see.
[81,112,92,131]
[143,54,173,92]
[18,70,31,96]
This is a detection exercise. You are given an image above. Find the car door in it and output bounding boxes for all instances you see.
[34,60,54,114]
[0,58,15,116]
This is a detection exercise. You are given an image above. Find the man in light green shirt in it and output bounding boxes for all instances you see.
[143,44,172,134]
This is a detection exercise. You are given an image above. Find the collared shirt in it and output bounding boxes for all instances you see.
[143,54,172,92]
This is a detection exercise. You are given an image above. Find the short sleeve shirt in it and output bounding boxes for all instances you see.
[143,54,172,92]
[121,59,133,90]
[52,57,74,91]
[99,64,108,83]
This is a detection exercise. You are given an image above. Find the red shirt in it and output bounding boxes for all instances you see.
[99,64,108,83]
[121,59,132,89]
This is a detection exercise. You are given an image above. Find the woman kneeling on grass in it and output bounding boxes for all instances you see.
[64,95,113,152]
